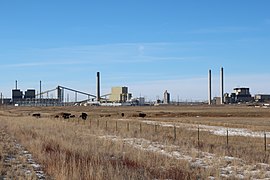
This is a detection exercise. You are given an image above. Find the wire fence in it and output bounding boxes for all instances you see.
[61,116,270,155]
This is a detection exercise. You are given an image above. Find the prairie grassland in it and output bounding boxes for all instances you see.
[0,116,196,179]
[1,105,270,179]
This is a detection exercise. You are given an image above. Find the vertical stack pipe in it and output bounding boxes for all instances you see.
[97,72,100,101]
[57,86,61,103]
[208,69,212,105]
[220,67,224,104]
[15,80,18,90]
[40,80,42,100]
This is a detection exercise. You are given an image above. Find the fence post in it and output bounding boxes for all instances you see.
[97,119,99,128]
[106,121,107,130]
[127,122,129,131]
[89,119,91,128]
[174,125,176,141]
[198,125,200,148]
[226,129,229,147]
[116,121,118,131]
[140,123,142,133]
[265,132,267,152]
[155,124,157,133]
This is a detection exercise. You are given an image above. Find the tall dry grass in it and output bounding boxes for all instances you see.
[87,117,270,164]
[0,116,197,179]
[1,105,270,179]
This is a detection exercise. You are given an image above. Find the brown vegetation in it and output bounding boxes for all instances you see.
[1,105,270,179]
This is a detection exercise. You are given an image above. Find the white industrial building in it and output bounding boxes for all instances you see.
[163,90,170,104]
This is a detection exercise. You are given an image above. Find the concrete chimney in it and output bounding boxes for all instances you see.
[40,80,42,100]
[208,69,212,105]
[220,67,224,104]
[57,86,62,102]
[15,80,18,90]
[97,72,100,101]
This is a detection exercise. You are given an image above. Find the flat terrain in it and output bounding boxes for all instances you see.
[1,105,270,179]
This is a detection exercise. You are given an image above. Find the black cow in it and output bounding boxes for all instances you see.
[139,113,146,118]
[32,113,41,118]
[80,112,88,120]
[61,113,71,119]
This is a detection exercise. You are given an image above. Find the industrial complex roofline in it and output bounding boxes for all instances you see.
[35,88,58,97]
[58,85,96,98]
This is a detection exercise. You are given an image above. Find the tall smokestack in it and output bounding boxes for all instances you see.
[57,86,62,102]
[97,72,100,101]
[208,69,212,105]
[15,80,17,90]
[40,80,42,100]
[220,67,224,104]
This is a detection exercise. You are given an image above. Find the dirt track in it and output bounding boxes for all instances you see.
[0,126,47,179]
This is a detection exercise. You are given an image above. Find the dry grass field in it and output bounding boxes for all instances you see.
[1,105,270,179]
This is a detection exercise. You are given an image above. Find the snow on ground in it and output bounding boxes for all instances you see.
[13,143,46,179]
[0,128,46,180]
[141,120,270,138]
[100,135,270,179]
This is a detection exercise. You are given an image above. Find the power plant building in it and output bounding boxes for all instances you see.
[12,89,23,102]
[24,89,35,99]
[254,94,270,102]
[109,87,132,102]
[221,87,252,104]
[233,88,252,102]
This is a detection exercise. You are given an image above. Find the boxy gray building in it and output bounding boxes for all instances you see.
[254,94,270,102]
[24,89,35,99]
[12,89,23,102]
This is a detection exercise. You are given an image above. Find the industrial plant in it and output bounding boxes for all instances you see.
[0,72,144,107]
[208,67,270,105]
[0,69,270,107]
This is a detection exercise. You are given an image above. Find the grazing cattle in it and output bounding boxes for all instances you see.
[32,113,41,118]
[80,112,88,120]
[54,115,59,118]
[61,112,71,119]
[139,113,146,118]
[121,113,125,117]
[70,115,76,118]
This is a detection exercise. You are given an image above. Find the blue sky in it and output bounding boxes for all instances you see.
[0,1,270,101]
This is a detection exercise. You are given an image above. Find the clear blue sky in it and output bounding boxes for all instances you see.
[0,1,270,101]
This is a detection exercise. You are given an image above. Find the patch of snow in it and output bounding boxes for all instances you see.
[31,163,41,169]
[14,143,46,179]
[142,120,270,138]
[25,170,32,175]
[100,134,270,179]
